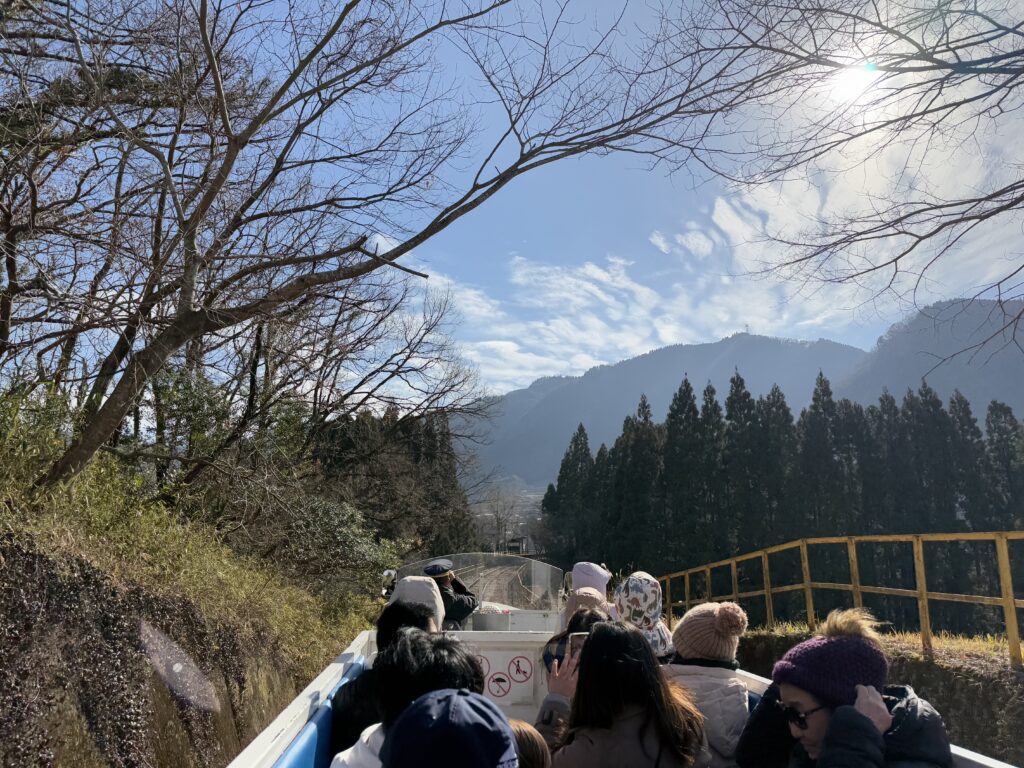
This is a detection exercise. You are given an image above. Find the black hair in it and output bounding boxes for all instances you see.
[376,601,436,651]
[373,628,485,728]
[544,606,610,653]
[565,606,609,634]
[568,622,704,764]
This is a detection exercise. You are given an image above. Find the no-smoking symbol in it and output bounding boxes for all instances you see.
[487,672,511,698]
[507,656,532,683]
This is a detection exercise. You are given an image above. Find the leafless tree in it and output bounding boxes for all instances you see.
[107,279,484,489]
[475,482,519,552]
[0,0,756,487]
[672,0,1024,346]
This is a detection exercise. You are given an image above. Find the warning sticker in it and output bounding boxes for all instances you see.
[487,672,512,698]
[507,656,533,684]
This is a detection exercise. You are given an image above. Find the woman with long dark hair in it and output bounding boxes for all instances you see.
[535,621,708,768]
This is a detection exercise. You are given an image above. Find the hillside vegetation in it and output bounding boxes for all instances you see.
[0,347,481,764]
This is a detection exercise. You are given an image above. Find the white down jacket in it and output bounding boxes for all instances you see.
[664,663,748,768]
[330,723,384,768]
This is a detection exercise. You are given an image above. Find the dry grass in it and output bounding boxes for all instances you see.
[746,623,1015,676]
[1,455,376,680]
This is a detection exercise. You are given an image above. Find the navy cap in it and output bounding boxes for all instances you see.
[423,558,454,577]
[380,688,518,768]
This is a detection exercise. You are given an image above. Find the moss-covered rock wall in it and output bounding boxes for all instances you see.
[0,535,301,767]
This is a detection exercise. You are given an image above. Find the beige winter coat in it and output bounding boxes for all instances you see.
[535,695,710,768]
[663,663,748,768]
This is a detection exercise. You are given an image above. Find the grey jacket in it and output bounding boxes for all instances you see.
[664,663,748,768]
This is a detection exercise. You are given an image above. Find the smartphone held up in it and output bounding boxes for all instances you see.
[568,632,588,659]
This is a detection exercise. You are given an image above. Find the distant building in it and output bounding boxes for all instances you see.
[506,536,528,555]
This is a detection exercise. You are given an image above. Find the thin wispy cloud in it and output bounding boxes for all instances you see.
[441,171,1023,395]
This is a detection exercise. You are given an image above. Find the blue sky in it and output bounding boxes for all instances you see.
[412,154,868,393]
[396,5,1023,396]
[409,144,1015,394]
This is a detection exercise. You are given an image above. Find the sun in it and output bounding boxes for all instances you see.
[828,62,881,104]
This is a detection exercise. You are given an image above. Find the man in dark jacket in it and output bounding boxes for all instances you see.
[424,559,480,630]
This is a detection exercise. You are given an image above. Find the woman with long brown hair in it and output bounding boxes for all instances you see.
[535,621,708,768]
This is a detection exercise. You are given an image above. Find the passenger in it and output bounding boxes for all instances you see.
[568,561,612,594]
[388,575,445,631]
[535,621,708,767]
[542,606,609,676]
[562,562,617,624]
[510,719,552,768]
[736,608,953,768]
[424,558,480,630]
[664,602,749,768]
[331,600,437,754]
[331,628,485,768]
[613,571,674,660]
[565,587,613,619]
[379,688,519,768]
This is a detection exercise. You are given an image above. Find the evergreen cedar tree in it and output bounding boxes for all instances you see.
[541,371,1024,635]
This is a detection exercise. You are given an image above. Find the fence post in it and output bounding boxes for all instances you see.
[912,536,933,659]
[995,534,1022,669]
[731,560,739,600]
[847,538,863,609]
[705,567,713,601]
[799,540,816,629]
[665,577,673,630]
[761,551,775,628]
[685,573,691,610]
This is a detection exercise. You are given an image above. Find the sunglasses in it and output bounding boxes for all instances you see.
[775,700,828,730]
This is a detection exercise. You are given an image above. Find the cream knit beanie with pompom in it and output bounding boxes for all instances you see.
[672,601,748,662]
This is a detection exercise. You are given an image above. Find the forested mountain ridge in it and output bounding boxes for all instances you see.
[479,335,867,487]
[539,369,1024,636]
[479,300,1024,488]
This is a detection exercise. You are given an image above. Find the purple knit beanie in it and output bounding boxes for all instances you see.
[772,634,887,707]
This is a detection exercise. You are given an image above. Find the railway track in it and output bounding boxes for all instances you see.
[462,564,521,604]
[457,563,549,609]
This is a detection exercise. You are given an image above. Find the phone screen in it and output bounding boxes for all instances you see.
[568,632,588,658]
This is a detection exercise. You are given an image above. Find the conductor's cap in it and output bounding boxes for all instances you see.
[423,558,454,577]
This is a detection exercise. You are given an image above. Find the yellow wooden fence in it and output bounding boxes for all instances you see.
[657,532,1024,668]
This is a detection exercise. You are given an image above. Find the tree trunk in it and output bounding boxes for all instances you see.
[36,316,200,487]
[0,226,18,354]
[153,379,168,485]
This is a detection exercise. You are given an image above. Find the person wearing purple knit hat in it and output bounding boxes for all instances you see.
[736,608,953,768]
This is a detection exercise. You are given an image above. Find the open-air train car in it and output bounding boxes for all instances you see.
[227,554,1014,768]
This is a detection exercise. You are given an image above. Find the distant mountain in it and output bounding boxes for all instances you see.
[475,300,1024,490]
[834,300,1024,414]
[477,334,867,488]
